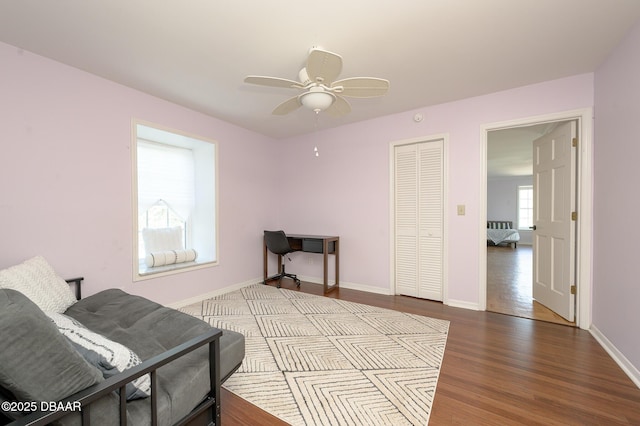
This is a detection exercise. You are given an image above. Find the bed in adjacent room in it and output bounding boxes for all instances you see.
[487,220,520,248]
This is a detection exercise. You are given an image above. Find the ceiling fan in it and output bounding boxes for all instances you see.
[244,47,390,116]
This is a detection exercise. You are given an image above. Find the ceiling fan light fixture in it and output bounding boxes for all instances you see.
[245,48,388,117]
[299,89,335,113]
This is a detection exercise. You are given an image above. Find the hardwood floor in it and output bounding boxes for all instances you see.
[487,245,575,326]
[221,280,640,425]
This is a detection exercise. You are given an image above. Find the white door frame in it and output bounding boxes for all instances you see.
[479,108,592,329]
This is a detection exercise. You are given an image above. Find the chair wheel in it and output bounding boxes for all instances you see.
[296,279,301,287]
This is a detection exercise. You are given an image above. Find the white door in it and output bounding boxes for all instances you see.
[394,140,443,301]
[532,121,577,321]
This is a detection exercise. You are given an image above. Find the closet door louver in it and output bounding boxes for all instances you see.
[394,140,443,301]
[418,142,443,300]
[395,144,419,297]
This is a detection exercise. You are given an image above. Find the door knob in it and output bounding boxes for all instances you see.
[530,225,537,230]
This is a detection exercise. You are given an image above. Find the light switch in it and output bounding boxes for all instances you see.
[457,204,465,215]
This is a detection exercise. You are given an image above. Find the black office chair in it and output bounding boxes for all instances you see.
[264,230,301,288]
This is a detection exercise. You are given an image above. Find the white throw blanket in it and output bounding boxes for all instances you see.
[487,228,519,245]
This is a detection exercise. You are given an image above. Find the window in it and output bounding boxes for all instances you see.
[133,121,217,278]
[137,200,186,260]
[517,185,533,230]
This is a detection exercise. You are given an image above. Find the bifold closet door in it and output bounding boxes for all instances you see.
[394,140,443,301]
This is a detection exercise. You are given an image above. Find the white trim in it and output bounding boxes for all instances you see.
[590,325,640,389]
[479,108,593,329]
[298,276,394,295]
[447,299,481,311]
[166,278,258,309]
[443,139,450,305]
[166,276,395,309]
[388,134,450,303]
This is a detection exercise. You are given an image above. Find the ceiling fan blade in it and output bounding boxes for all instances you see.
[325,95,351,117]
[244,75,304,89]
[306,48,342,85]
[331,77,390,98]
[272,96,301,115]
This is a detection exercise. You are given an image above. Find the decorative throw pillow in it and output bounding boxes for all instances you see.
[0,256,77,313]
[145,248,198,267]
[47,313,151,400]
[142,226,184,253]
[0,289,102,403]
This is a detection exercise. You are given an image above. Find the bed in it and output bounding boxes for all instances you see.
[487,220,520,248]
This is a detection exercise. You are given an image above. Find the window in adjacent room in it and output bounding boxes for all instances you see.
[133,121,218,279]
[517,185,533,230]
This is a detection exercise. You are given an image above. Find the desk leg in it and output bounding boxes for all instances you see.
[335,237,339,290]
[263,237,268,284]
[323,240,328,293]
[323,237,340,294]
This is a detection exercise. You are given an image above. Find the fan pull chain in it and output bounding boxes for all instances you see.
[313,114,320,157]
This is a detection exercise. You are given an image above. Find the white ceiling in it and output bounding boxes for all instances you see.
[487,124,556,178]
[1,1,640,140]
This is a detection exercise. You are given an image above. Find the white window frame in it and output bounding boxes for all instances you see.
[132,119,218,280]
[517,184,533,230]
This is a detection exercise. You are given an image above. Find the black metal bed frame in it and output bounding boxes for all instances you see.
[7,278,222,426]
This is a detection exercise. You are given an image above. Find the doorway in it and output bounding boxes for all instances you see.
[479,109,593,330]
[486,121,576,326]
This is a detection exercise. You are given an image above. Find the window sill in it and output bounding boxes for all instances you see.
[135,259,217,281]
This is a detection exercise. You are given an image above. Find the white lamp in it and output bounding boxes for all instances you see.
[299,87,335,113]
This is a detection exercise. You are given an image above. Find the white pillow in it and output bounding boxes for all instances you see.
[0,256,77,313]
[142,226,184,253]
[47,313,151,400]
[145,248,198,267]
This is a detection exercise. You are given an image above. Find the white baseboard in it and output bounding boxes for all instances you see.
[168,276,481,309]
[342,282,393,295]
[166,278,259,309]
[168,276,478,312]
[446,298,481,311]
[298,275,392,296]
[590,325,640,389]
[168,275,396,309]
[297,275,394,295]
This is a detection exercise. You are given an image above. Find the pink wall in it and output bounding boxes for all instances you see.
[0,40,595,311]
[280,74,594,304]
[0,42,278,304]
[594,21,640,369]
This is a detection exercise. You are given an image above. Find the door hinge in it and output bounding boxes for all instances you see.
[571,285,577,295]
[572,137,578,148]
[571,211,578,221]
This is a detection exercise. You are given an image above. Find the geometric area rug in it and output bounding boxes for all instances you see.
[180,284,450,425]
